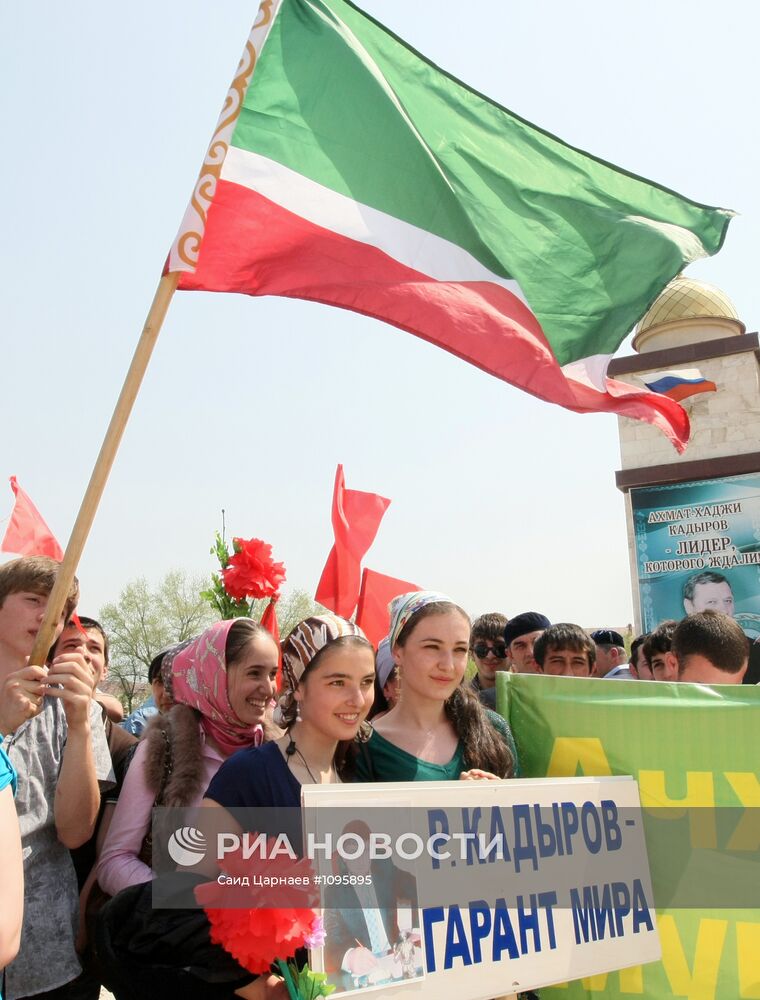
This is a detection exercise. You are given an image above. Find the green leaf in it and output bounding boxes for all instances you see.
[291,962,336,999]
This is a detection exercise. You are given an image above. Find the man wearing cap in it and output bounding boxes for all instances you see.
[591,629,632,679]
[503,613,551,674]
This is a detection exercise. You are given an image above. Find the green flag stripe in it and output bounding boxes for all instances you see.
[220,146,530,297]
[230,0,731,365]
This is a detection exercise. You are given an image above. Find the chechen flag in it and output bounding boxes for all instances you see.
[642,368,717,403]
[168,0,733,452]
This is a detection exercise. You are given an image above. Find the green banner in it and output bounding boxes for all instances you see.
[497,672,760,999]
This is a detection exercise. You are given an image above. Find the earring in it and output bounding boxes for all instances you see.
[295,702,302,722]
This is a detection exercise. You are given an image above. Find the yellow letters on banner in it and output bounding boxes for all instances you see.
[737,922,760,998]
[546,740,756,853]
[542,735,760,999]
[638,771,716,848]
[725,773,760,851]
[547,918,760,997]
[658,915,727,1000]
[546,738,612,778]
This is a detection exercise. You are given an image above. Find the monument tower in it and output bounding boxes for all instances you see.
[610,276,760,681]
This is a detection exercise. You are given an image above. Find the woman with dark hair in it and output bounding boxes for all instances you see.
[204,614,376,812]
[355,592,518,781]
[97,618,279,895]
[96,615,376,1000]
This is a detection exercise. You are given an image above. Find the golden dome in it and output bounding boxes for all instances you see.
[636,276,742,337]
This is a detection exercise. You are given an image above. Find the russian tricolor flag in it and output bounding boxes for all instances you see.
[642,368,717,402]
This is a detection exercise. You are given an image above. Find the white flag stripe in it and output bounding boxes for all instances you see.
[644,368,707,383]
[560,354,613,392]
[221,146,528,303]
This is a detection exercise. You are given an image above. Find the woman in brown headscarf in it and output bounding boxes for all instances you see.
[204,613,376,811]
[95,616,375,1000]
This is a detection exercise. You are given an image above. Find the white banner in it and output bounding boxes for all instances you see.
[302,776,660,999]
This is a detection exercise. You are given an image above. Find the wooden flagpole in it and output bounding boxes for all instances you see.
[29,270,180,666]
[29,0,281,664]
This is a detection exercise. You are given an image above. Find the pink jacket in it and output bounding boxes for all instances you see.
[97,729,224,896]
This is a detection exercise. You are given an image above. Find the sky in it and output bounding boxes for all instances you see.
[1,1,758,630]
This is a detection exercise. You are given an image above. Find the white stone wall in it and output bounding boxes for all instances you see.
[617,350,760,469]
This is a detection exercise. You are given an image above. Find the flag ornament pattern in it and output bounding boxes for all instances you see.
[169,0,276,272]
[642,368,717,403]
[169,0,733,451]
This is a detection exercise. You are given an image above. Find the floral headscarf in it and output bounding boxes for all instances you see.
[388,591,461,649]
[163,620,267,757]
[275,614,367,725]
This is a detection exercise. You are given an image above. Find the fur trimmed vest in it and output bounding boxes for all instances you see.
[143,703,207,809]
[139,705,281,869]
[139,704,208,871]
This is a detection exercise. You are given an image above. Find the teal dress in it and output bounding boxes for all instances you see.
[353,712,534,998]
[355,709,519,781]
[0,744,16,796]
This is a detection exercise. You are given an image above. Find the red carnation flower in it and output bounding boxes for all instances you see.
[222,537,286,602]
[201,905,321,974]
[196,842,320,975]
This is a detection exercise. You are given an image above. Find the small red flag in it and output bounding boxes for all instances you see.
[315,466,391,619]
[355,568,422,649]
[1,477,64,562]
[260,597,283,688]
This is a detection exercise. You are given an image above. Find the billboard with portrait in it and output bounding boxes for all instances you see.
[630,471,760,634]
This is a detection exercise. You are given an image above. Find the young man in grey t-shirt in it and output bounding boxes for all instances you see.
[0,556,114,999]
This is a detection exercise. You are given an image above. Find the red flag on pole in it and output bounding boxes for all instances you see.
[355,568,421,649]
[260,597,283,688]
[1,477,64,562]
[260,598,280,646]
[315,466,390,619]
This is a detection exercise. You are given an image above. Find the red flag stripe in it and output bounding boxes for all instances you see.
[179,180,689,451]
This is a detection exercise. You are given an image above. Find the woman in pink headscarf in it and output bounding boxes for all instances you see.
[97,618,278,896]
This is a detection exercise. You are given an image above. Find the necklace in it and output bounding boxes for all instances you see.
[285,737,338,784]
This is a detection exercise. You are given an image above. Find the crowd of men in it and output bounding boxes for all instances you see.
[0,555,756,999]
[468,569,758,707]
